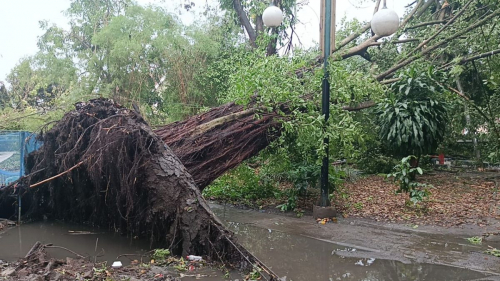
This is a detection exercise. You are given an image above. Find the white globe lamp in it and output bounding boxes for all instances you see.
[262,4,283,27]
[371,7,400,37]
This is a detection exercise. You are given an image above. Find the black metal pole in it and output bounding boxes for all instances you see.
[320,0,332,207]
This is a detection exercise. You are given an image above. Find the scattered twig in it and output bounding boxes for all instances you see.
[29,160,85,188]
[44,244,87,259]
[25,241,42,259]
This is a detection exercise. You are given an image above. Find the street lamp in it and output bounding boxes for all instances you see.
[317,0,399,212]
[262,3,284,27]
[318,0,334,210]
[371,2,400,37]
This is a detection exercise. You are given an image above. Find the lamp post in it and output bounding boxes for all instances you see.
[371,1,400,37]
[317,0,398,209]
[262,2,284,28]
[319,0,334,207]
[264,0,399,212]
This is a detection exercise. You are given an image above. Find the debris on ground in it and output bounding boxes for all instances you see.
[316,217,338,225]
[338,172,500,226]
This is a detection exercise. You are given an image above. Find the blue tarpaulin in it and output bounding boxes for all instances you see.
[0,131,42,187]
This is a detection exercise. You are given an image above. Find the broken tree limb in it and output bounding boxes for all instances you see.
[191,107,260,138]
[342,101,376,111]
[334,0,381,51]
[440,48,500,70]
[25,241,43,259]
[404,19,448,31]
[29,161,85,188]
[405,0,475,60]
[376,8,500,81]
[398,0,424,31]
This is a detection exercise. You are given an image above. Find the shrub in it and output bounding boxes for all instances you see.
[388,156,431,205]
[203,164,278,202]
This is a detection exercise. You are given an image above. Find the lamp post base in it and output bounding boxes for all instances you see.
[313,205,337,219]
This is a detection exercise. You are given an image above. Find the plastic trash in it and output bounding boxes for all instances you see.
[186,255,203,261]
[112,261,122,268]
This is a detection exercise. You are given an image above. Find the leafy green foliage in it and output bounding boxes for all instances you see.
[486,247,500,257]
[203,164,278,203]
[466,236,483,245]
[2,0,239,129]
[388,156,430,205]
[378,67,448,158]
[152,249,171,263]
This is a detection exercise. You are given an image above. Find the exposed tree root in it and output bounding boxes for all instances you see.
[0,98,279,279]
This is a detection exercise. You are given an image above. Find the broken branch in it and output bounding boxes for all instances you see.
[29,161,85,188]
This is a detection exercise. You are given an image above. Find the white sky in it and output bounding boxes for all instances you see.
[0,0,410,84]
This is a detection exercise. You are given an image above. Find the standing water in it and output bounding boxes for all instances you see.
[0,209,498,280]
[213,204,496,281]
[0,221,151,264]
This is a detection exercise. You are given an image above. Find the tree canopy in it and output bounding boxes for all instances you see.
[1,0,499,172]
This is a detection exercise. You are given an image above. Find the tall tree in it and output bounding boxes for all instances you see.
[219,0,299,55]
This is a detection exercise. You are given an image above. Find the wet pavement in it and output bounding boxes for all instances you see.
[226,221,489,280]
[1,205,500,280]
[212,203,500,281]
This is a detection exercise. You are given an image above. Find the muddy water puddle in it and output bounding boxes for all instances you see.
[213,206,495,281]
[0,212,496,281]
[0,221,151,264]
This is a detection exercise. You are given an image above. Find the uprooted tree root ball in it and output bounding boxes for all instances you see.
[0,98,278,280]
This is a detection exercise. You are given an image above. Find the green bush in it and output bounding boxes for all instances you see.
[356,146,399,174]
[203,164,278,202]
[388,156,431,205]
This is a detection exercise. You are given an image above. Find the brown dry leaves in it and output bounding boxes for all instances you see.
[337,172,499,227]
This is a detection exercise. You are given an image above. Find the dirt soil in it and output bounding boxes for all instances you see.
[339,171,500,227]
[222,170,500,228]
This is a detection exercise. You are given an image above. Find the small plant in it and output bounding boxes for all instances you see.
[152,248,170,263]
[203,164,277,204]
[276,188,299,211]
[295,209,304,218]
[246,266,262,280]
[388,156,431,205]
[353,202,363,210]
[485,246,500,257]
[92,263,108,275]
[466,236,483,245]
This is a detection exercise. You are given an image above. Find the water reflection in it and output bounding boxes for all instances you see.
[0,221,151,264]
[224,221,488,281]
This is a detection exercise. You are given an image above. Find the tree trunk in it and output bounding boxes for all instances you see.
[0,99,279,279]
[154,102,282,190]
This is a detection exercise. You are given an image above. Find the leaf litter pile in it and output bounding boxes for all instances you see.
[338,172,500,226]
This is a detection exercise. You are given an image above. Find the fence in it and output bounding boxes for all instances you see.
[0,131,41,187]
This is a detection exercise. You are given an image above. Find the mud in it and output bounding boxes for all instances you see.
[212,203,500,280]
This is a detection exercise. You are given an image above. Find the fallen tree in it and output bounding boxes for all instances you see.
[155,102,282,190]
[0,98,279,280]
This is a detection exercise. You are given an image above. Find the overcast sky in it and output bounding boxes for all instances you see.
[0,0,410,84]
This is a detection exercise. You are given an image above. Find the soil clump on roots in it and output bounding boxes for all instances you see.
[0,98,278,280]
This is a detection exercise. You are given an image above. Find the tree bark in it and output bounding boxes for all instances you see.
[155,102,282,190]
[233,0,257,48]
[0,99,279,279]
